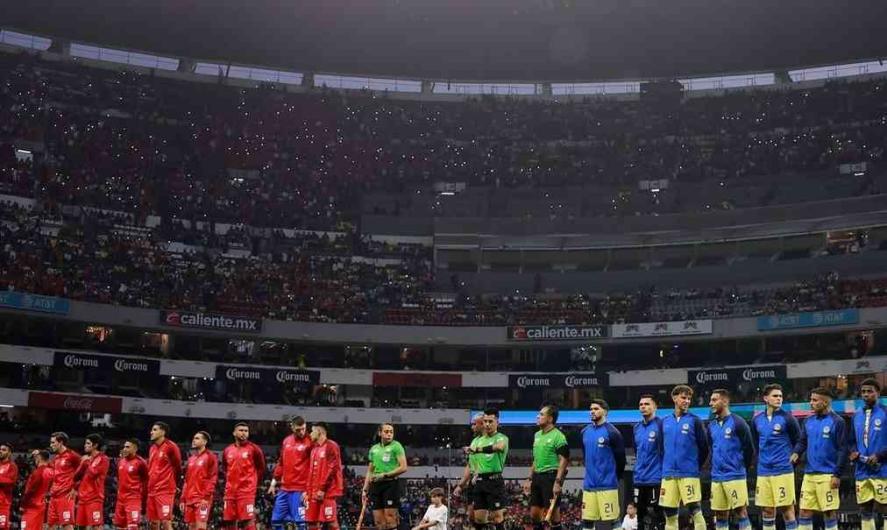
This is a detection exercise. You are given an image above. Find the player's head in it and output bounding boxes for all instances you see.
[310,422,329,442]
[0,443,11,460]
[626,503,637,516]
[121,438,139,457]
[537,404,558,427]
[192,431,211,450]
[671,385,694,413]
[32,449,51,465]
[233,422,250,443]
[482,408,500,434]
[471,413,484,435]
[378,423,395,443]
[151,421,170,442]
[762,383,784,409]
[430,487,446,506]
[84,433,104,454]
[590,399,609,423]
[50,431,69,453]
[860,378,881,406]
[709,389,730,415]
[638,394,658,419]
[809,387,834,414]
[290,416,308,437]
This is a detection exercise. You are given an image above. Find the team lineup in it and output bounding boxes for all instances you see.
[0,380,884,530]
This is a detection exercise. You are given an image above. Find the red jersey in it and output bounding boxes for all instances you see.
[307,440,343,498]
[21,464,53,509]
[116,455,148,503]
[222,441,265,500]
[183,450,219,504]
[272,434,313,492]
[148,439,182,495]
[0,459,18,506]
[75,453,110,503]
[50,448,81,497]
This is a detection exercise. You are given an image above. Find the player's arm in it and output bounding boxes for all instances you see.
[846,414,859,461]
[736,416,756,469]
[749,415,761,455]
[362,462,375,497]
[253,445,267,486]
[206,453,219,502]
[455,462,471,493]
[656,419,665,459]
[522,461,535,496]
[553,440,570,495]
[170,444,183,487]
[319,444,340,497]
[792,418,807,464]
[269,441,285,494]
[693,417,710,468]
[90,455,110,478]
[608,425,627,479]
[386,443,409,479]
[833,415,849,479]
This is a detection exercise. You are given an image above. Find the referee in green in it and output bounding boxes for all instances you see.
[362,423,409,530]
[523,404,569,530]
[465,408,509,530]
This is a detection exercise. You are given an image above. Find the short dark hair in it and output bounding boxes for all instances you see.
[483,407,500,418]
[313,422,329,432]
[125,438,140,448]
[591,398,610,411]
[51,432,70,445]
[638,393,657,404]
[290,416,306,426]
[810,387,835,399]
[541,404,559,424]
[35,450,51,462]
[763,383,783,397]
[234,422,250,429]
[860,378,882,393]
[85,433,104,449]
[152,422,170,435]
[0,442,13,452]
[671,385,694,397]
[196,431,212,444]
[711,388,731,401]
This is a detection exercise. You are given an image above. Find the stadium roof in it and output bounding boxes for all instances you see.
[5,0,887,82]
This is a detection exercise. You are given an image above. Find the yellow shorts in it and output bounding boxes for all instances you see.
[755,473,796,508]
[659,477,702,508]
[799,474,839,512]
[711,479,749,511]
[582,489,620,522]
[856,478,887,505]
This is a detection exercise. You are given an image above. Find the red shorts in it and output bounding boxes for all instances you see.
[20,507,46,530]
[146,493,175,522]
[306,498,338,523]
[113,500,142,528]
[0,503,10,530]
[75,500,104,527]
[48,496,76,526]
[184,501,213,524]
[223,498,256,522]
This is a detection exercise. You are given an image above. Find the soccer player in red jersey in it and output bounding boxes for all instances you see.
[181,431,219,530]
[306,423,343,530]
[20,450,53,530]
[223,422,266,530]
[114,439,148,530]
[269,416,313,530]
[147,421,183,530]
[0,442,19,530]
[73,434,110,530]
[48,432,80,530]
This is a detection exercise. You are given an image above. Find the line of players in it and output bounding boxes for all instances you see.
[0,418,344,530]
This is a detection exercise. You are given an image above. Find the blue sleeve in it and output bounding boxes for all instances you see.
[794,419,808,459]
[608,424,626,479]
[833,414,849,476]
[749,415,760,452]
[735,416,756,469]
[657,419,665,460]
[694,417,709,467]
[845,413,857,452]
[786,414,803,454]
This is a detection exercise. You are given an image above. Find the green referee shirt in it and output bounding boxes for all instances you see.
[470,432,509,474]
[368,440,406,477]
[533,427,568,473]
[467,435,482,474]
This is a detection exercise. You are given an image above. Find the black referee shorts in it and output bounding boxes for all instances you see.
[369,479,401,510]
[474,474,506,511]
[530,471,558,509]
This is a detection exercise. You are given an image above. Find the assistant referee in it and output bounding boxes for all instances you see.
[523,404,569,530]
[362,423,409,530]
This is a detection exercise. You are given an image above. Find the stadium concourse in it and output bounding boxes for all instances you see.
[1,18,887,530]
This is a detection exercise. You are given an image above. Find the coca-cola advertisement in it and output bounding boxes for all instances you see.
[215,365,320,387]
[508,372,608,389]
[28,391,123,413]
[53,352,160,377]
